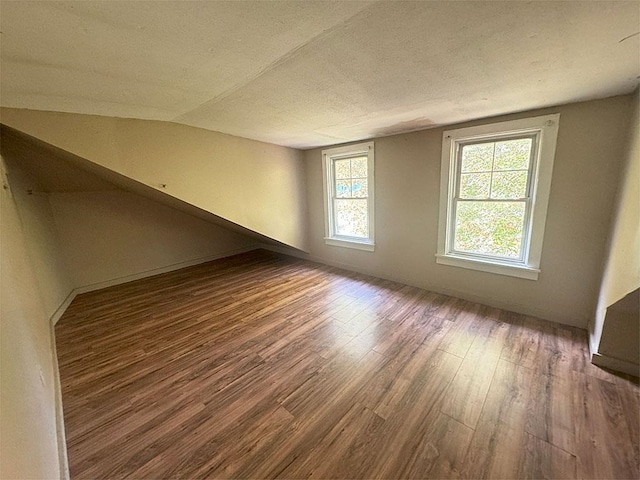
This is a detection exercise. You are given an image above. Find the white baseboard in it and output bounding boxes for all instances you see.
[50,291,77,326]
[591,352,640,377]
[259,243,310,259]
[47,243,259,480]
[73,245,259,295]
[51,245,260,323]
[49,322,70,480]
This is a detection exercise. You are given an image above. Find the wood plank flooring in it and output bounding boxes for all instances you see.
[55,249,640,479]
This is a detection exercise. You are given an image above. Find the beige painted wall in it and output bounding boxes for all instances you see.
[592,91,639,366]
[2,157,75,318]
[303,95,633,328]
[0,157,62,479]
[0,131,260,478]
[0,109,309,251]
[597,290,639,373]
[49,190,256,289]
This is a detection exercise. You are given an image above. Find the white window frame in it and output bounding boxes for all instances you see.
[322,141,375,251]
[436,114,560,280]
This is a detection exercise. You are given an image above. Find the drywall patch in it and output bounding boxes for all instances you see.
[374,117,436,136]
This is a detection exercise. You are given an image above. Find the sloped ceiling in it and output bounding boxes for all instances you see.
[0,125,292,247]
[1,1,638,149]
[0,126,118,193]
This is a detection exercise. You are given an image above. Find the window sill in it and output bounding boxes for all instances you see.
[435,253,540,280]
[325,237,375,251]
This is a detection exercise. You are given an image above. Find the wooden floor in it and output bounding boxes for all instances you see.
[56,249,639,479]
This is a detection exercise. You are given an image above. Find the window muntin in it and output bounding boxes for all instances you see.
[437,114,560,280]
[322,142,374,250]
[451,135,537,262]
[333,156,369,238]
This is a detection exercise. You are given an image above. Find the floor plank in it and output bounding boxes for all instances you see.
[55,249,640,479]
[440,319,509,428]
[573,371,639,479]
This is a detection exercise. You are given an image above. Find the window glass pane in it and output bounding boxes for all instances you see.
[460,173,491,199]
[335,199,368,238]
[454,201,525,258]
[350,157,368,178]
[351,178,368,198]
[494,139,532,171]
[335,180,351,198]
[334,159,351,179]
[491,171,528,199]
[461,143,494,172]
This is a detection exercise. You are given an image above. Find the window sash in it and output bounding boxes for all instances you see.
[331,158,368,198]
[333,198,369,239]
[448,133,539,264]
[437,114,560,280]
[322,142,375,249]
[331,157,369,239]
[450,198,531,263]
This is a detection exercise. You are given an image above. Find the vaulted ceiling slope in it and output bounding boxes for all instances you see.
[0,125,297,249]
[1,109,308,251]
[1,1,638,149]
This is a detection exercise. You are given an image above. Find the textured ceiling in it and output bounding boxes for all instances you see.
[1,1,638,149]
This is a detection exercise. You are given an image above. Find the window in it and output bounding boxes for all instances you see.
[437,114,560,280]
[322,141,375,251]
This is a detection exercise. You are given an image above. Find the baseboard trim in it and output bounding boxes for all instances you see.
[51,291,77,326]
[259,243,309,259]
[47,243,259,480]
[49,291,75,479]
[591,352,640,377]
[50,245,260,323]
[49,322,70,480]
[258,244,586,330]
[74,245,260,295]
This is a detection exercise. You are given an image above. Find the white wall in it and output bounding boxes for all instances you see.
[303,95,633,328]
[0,156,62,479]
[49,190,256,290]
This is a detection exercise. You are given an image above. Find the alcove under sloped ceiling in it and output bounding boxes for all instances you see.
[0,124,304,267]
[0,109,309,252]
